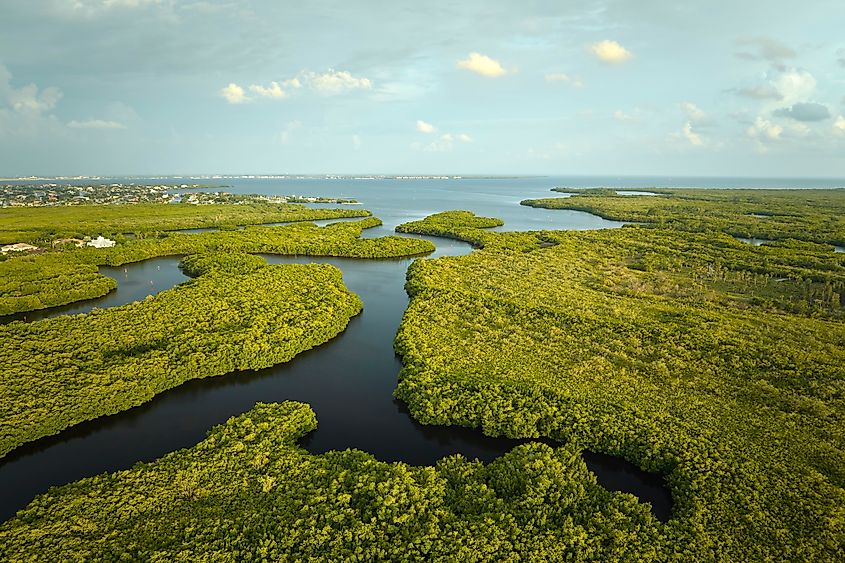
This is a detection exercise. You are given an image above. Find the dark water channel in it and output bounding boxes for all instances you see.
[0,226,671,524]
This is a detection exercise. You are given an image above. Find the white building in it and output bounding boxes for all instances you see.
[87,236,116,248]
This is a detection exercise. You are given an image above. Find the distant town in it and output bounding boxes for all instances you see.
[0,183,359,208]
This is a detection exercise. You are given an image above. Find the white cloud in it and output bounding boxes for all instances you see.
[457,133,472,143]
[0,64,64,137]
[67,119,126,129]
[221,71,369,104]
[681,102,706,123]
[834,115,845,136]
[775,69,816,105]
[6,82,62,115]
[613,110,637,123]
[416,120,436,134]
[681,122,703,146]
[221,83,247,104]
[545,73,584,88]
[735,37,796,63]
[283,78,302,89]
[732,68,815,118]
[457,52,507,77]
[590,40,633,64]
[747,116,784,144]
[734,85,782,100]
[278,120,302,144]
[249,81,286,99]
[303,70,372,93]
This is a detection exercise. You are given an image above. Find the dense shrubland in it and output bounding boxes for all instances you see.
[521,187,845,246]
[0,217,433,316]
[0,201,369,244]
[179,252,268,277]
[0,258,117,316]
[396,210,504,246]
[0,259,362,457]
[2,202,844,560]
[0,402,665,561]
[394,211,845,561]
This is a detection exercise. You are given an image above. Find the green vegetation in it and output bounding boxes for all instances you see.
[0,258,117,316]
[179,252,268,277]
[394,211,845,560]
[0,217,434,316]
[521,188,845,246]
[396,210,504,246]
[0,402,663,561]
[3,201,844,560]
[0,201,370,244]
[0,258,362,457]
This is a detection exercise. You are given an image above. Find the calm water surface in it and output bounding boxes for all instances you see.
[0,183,673,523]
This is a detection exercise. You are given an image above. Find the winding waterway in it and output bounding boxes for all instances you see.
[0,199,672,523]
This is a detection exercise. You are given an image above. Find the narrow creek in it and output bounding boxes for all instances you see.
[0,224,672,523]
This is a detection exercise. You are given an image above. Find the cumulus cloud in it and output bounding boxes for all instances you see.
[747,117,784,142]
[734,85,782,100]
[590,40,633,64]
[773,102,830,122]
[735,37,796,63]
[775,69,816,105]
[222,71,369,103]
[731,68,814,111]
[457,133,472,143]
[416,120,436,134]
[303,70,372,93]
[249,81,286,99]
[456,52,507,77]
[675,103,710,145]
[681,102,706,123]
[670,103,708,147]
[681,122,703,146]
[834,115,845,135]
[545,73,584,87]
[6,84,62,114]
[221,83,247,104]
[0,64,64,137]
[67,119,126,129]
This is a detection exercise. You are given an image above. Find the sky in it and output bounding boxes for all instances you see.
[0,0,843,177]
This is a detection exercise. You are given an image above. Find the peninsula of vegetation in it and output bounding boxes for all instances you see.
[394,203,844,561]
[0,207,432,316]
[0,256,362,457]
[521,188,845,247]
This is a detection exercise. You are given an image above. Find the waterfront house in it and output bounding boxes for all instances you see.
[87,236,116,248]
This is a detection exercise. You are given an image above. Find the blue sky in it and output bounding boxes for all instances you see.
[0,0,843,177]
